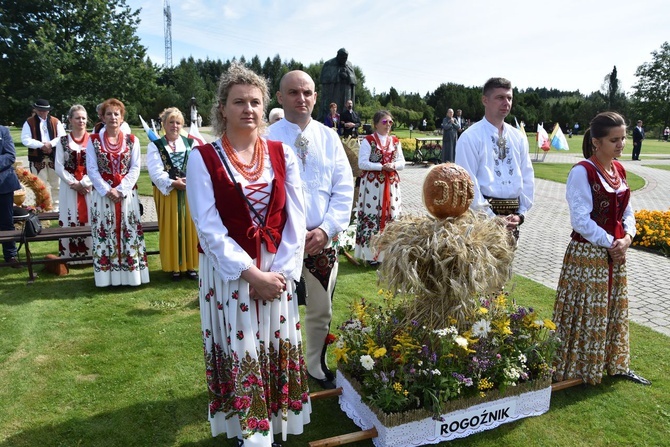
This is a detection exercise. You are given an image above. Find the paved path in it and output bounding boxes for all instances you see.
[17,137,670,337]
[399,152,670,337]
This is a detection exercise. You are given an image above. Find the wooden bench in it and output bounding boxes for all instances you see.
[0,215,159,282]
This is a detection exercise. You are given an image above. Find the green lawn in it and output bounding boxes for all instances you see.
[533,163,646,191]
[1,251,668,447]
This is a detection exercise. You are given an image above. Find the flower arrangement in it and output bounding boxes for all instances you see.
[335,290,558,420]
[633,209,670,256]
[15,166,53,212]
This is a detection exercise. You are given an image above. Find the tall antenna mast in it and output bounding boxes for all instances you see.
[163,0,173,68]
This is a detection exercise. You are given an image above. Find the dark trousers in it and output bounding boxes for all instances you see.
[0,192,17,261]
[632,142,642,160]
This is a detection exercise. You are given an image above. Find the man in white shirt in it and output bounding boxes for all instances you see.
[267,70,354,389]
[21,99,66,211]
[455,78,534,240]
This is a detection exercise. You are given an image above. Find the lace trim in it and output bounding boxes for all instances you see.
[195,224,252,282]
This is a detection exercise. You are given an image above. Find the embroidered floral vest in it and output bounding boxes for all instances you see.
[571,160,630,242]
[90,133,135,188]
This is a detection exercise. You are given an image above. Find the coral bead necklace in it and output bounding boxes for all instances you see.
[221,134,265,182]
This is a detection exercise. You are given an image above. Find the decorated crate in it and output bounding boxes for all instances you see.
[337,370,551,447]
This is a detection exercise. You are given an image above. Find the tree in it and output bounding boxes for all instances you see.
[632,42,670,127]
[600,65,627,114]
[0,0,156,124]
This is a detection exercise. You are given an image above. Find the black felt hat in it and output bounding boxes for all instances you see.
[32,99,52,111]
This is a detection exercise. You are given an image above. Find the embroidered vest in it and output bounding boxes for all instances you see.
[27,115,60,161]
[89,133,136,188]
[153,136,194,179]
[60,135,87,175]
[571,160,630,242]
[196,140,287,259]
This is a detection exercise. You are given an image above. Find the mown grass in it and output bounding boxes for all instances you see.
[532,163,646,191]
[1,251,669,447]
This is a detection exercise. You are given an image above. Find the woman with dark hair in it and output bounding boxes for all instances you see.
[86,98,149,287]
[553,111,650,386]
[354,110,405,263]
[146,107,199,281]
[323,102,340,132]
[186,63,310,446]
[54,104,92,262]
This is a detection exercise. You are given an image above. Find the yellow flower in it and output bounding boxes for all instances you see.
[478,307,489,315]
[543,319,557,330]
[333,345,349,363]
[373,347,387,358]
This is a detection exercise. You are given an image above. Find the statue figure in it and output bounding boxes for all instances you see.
[319,48,356,122]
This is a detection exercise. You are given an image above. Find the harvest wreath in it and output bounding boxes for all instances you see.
[15,166,53,212]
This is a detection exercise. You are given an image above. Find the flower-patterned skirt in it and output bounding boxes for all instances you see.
[552,240,630,385]
[89,189,149,287]
[199,249,311,445]
[354,171,401,262]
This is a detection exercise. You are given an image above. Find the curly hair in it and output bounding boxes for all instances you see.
[159,107,185,128]
[100,98,126,120]
[210,63,270,137]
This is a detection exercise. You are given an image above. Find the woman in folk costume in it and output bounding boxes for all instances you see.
[186,63,310,446]
[86,98,149,287]
[146,107,199,281]
[54,105,92,262]
[553,111,650,386]
[354,110,405,263]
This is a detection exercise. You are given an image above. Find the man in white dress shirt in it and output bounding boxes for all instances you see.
[21,99,66,211]
[455,78,534,240]
[267,70,354,389]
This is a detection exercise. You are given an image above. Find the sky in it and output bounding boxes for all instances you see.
[125,0,670,97]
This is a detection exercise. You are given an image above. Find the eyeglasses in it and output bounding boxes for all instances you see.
[381,119,394,125]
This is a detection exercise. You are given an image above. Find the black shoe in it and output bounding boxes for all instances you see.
[308,373,336,390]
[618,370,651,386]
[186,270,199,280]
[171,272,181,281]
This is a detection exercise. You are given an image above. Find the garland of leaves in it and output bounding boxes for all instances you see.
[14,166,53,212]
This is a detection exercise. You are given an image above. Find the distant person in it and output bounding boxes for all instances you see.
[422,118,427,131]
[21,99,66,211]
[323,102,340,132]
[632,119,645,160]
[268,107,284,124]
[441,108,459,163]
[54,105,93,262]
[573,122,580,136]
[340,99,361,138]
[664,126,669,142]
[0,125,22,268]
[87,98,149,287]
[553,111,650,386]
[455,77,534,241]
[319,48,356,121]
[146,107,199,281]
[190,97,198,126]
[268,70,354,390]
[455,109,465,136]
[354,110,405,263]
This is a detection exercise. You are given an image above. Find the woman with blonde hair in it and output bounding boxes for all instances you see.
[55,104,92,262]
[186,63,310,446]
[146,107,199,280]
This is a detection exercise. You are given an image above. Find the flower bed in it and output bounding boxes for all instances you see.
[633,209,670,256]
[335,291,558,420]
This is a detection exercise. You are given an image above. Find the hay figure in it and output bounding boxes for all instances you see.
[372,163,516,330]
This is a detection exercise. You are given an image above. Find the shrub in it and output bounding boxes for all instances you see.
[633,209,670,256]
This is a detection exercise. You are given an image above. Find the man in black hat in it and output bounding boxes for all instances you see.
[20,99,66,211]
